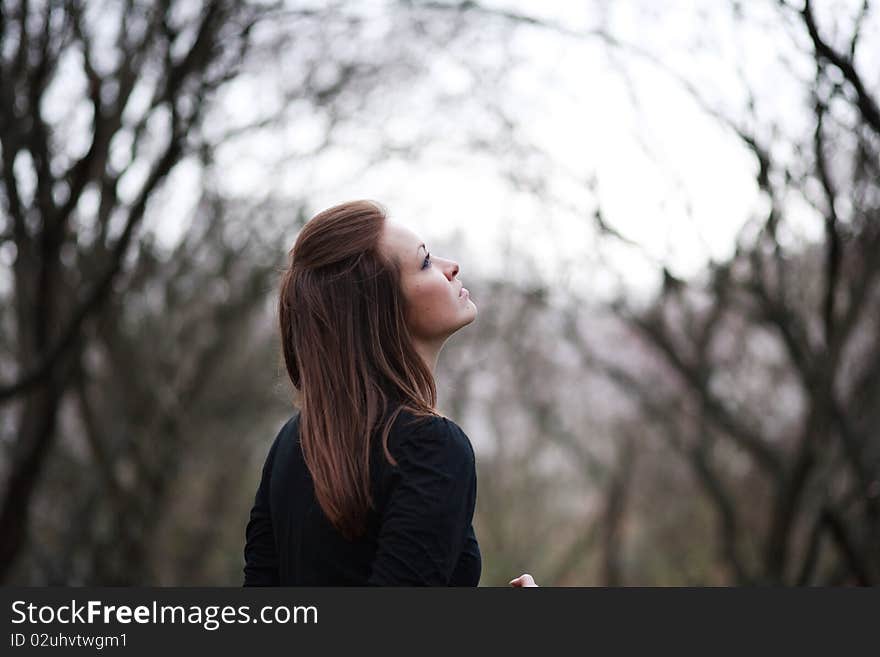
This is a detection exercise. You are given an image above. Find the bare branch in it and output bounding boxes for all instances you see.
[849,0,870,60]
[796,507,826,585]
[601,433,636,586]
[690,433,752,584]
[812,90,842,350]
[801,0,880,136]
[627,309,787,476]
[822,505,876,584]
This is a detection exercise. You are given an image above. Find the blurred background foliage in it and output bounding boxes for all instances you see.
[1,0,878,585]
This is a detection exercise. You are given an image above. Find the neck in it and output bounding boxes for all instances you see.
[413,338,444,376]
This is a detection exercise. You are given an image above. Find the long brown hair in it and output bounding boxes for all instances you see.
[278,199,439,540]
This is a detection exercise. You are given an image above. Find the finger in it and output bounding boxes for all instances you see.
[515,573,538,587]
[510,573,530,587]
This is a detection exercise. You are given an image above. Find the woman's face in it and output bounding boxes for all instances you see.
[380,221,477,344]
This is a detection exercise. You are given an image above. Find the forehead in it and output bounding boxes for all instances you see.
[382,221,423,257]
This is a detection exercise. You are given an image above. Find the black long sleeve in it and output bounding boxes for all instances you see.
[241,411,480,586]
[366,416,477,586]
[450,523,482,586]
[243,427,282,586]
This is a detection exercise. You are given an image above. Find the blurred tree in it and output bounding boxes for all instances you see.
[36,193,295,584]
[583,0,880,584]
[425,0,880,585]
[0,0,425,583]
[9,0,874,588]
[0,0,279,581]
[0,0,523,584]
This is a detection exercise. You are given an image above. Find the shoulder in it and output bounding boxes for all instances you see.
[276,412,301,444]
[266,412,301,463]
[390,410,475,469]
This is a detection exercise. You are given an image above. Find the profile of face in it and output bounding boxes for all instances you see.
[380,221,477,349]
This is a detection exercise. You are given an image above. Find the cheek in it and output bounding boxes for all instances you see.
[407,280,453,327]
[411,281,443,311]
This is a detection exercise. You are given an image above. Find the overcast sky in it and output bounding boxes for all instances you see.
[147,0,879,306]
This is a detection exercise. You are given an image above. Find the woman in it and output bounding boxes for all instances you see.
[243,200,538,587]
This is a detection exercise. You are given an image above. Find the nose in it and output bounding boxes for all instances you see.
[446,260,459,280]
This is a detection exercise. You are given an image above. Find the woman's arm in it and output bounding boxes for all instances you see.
[450,523,482,585]
[243,429,283,586]
[367,416,477,586]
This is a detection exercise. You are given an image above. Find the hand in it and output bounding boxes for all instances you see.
[509,573,539,587]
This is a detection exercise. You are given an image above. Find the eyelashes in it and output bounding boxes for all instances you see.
[421,252,431,269]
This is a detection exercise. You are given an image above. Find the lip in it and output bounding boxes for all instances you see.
[459,287,469,298]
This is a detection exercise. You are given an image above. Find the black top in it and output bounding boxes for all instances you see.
[243,409,481,586]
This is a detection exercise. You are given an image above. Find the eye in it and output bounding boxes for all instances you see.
[421,252,431,269]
